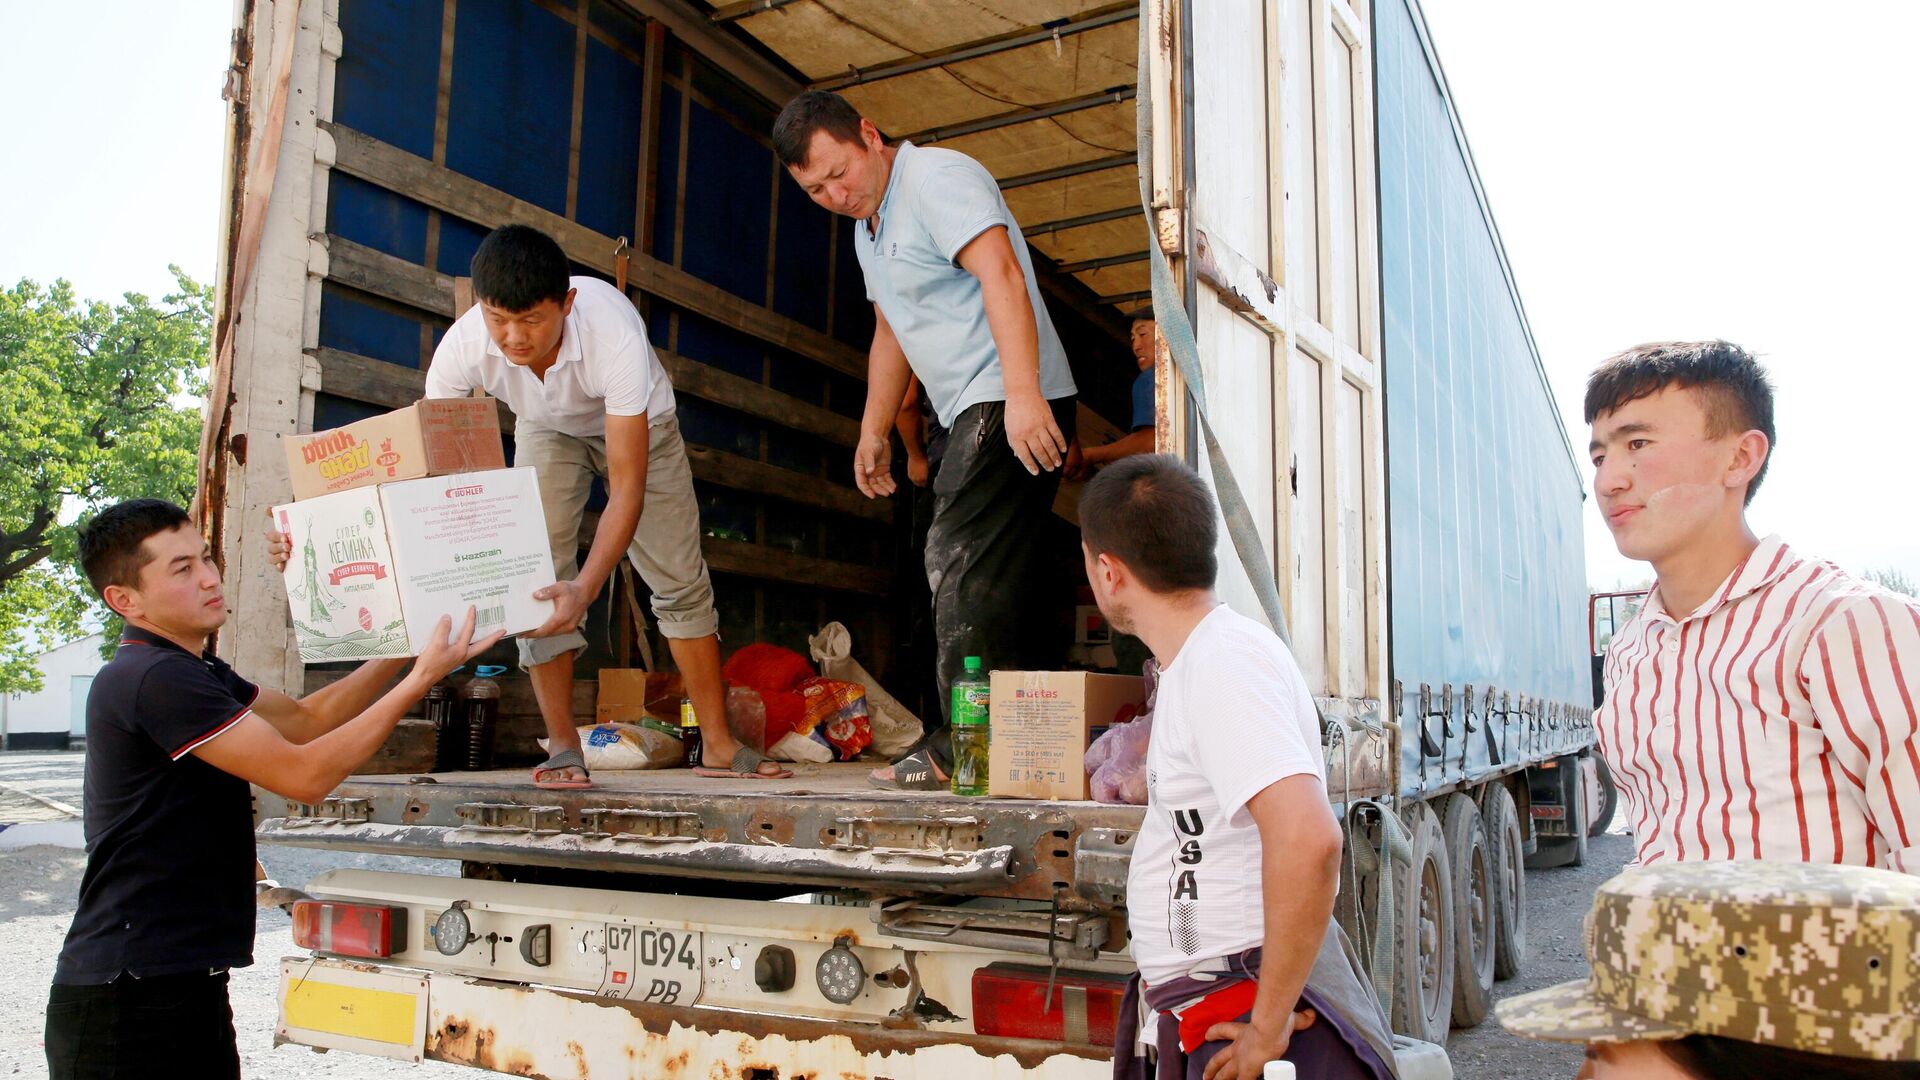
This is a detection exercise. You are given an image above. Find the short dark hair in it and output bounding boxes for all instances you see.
[772,90,867,168]
[1660,1034,1920,1079]
[470,224,571,312]
[1585,340,1776,503]
[78,499,194,598]
[1079,455,1217,593]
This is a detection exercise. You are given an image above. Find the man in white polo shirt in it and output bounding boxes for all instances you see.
[772,90,1080,789]
[425,225,788,785]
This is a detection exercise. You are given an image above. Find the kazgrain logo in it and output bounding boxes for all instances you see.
[444,484,485,499]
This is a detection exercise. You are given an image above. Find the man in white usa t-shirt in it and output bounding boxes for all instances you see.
[1079,455,1395,1080]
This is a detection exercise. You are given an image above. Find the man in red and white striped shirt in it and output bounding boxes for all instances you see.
[1588,341,1920,873]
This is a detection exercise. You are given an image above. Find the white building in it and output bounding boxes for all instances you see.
[1,633,106,750]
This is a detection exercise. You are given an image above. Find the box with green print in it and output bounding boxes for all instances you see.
[274,466,557,661]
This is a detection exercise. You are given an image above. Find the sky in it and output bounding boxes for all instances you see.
[0,2,232,302]
[1,0,1915,591]
[1418,0,1920,589]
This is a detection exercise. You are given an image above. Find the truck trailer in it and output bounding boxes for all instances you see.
[198,0,1595,1074]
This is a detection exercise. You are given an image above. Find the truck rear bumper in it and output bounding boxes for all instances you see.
[277,955,1113,1079]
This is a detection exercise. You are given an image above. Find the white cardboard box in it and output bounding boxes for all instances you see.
[274,467,556,661]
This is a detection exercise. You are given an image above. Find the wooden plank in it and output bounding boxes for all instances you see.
[577,510,890,594]
[633,21,667,259]
[327,236,457,317]
[564,3,589,221]
[612,0,802,106]
[323,123,867,381]
[308,347,450,414]
[1191,223,1287,335]
[701,537,889,595]
[684,444,888,524]
[659,353,858,447]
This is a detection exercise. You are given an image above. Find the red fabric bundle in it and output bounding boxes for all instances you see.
[723,644,816,745]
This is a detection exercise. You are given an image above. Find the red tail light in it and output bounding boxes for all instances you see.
[291,899,407,959]
[971,964,1128,1046]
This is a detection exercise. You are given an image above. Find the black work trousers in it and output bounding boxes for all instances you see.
[46,969,240,1080]
[920,396,1077,768]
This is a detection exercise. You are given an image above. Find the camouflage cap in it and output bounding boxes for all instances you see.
[1495,860,1920,1061]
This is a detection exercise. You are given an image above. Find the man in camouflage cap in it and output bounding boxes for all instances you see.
[1497,860,1920,1070]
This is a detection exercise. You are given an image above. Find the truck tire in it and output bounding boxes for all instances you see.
[1481,782,1528,981]
[1441,793,1495,1027]
[1392,801,1455,1044]
[1587,754,1619,838]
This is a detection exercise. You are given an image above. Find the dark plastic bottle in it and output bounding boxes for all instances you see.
[462,665,507,771]
[426,669,465,772]
[680,697,703,769]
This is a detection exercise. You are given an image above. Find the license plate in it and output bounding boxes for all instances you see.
[598,923,703,1006]
[278,959,428,1062]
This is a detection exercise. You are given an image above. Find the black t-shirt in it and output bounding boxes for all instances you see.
[54,626,261,984]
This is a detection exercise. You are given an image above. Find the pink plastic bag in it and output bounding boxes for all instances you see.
[1085,658,1160,805]
[1086,715,1152,804]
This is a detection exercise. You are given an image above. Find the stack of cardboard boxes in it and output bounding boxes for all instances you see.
[273,398,557,661]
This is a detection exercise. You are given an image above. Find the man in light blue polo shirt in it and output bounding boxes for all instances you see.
[773,90,1079,789]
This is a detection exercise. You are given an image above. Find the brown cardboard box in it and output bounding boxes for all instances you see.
[988,671,1146,800]
[285,397,505,500]
[596,669,684,727]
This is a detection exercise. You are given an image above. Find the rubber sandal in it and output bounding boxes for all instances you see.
[692,745,793,779]
[867,748,948,790]
[532,747,593,789]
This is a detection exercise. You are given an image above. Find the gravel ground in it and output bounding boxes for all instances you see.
[0,842,473,1079]
[1,750,1631,1079]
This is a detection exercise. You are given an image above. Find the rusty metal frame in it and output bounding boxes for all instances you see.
[414,961,1114,1076]
[707,0,808,23]
[256,778,1146,907]
[812,2,1141,91]
[1000,152,1136,189]
[902,87,1136,146]
[1023,204,1140,237]
[1055,250,1149,275]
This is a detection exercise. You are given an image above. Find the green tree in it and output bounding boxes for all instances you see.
[1867,567,1917,598]
[0,268,210,692]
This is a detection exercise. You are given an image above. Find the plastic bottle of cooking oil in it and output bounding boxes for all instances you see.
[948,656,991,797]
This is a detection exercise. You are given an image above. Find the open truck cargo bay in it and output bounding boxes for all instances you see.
[205,0,1596,1068]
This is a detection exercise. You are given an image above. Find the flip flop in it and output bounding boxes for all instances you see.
[532,748,593,790]
[867,747,948,790]
[692,745,793,779]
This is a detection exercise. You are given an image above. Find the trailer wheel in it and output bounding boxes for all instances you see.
[1586,754,1619,838]
[1392,801,1455,1044]
[1481,782,1527,980]
[1440,794,1495,1027]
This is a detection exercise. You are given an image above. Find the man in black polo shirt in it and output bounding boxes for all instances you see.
[45,500,496,1078]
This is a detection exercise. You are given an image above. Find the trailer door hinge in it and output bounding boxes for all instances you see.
[827,816,984,861]
[454,802,567,835]
[285,796,370,824]
[581,808,702,843]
